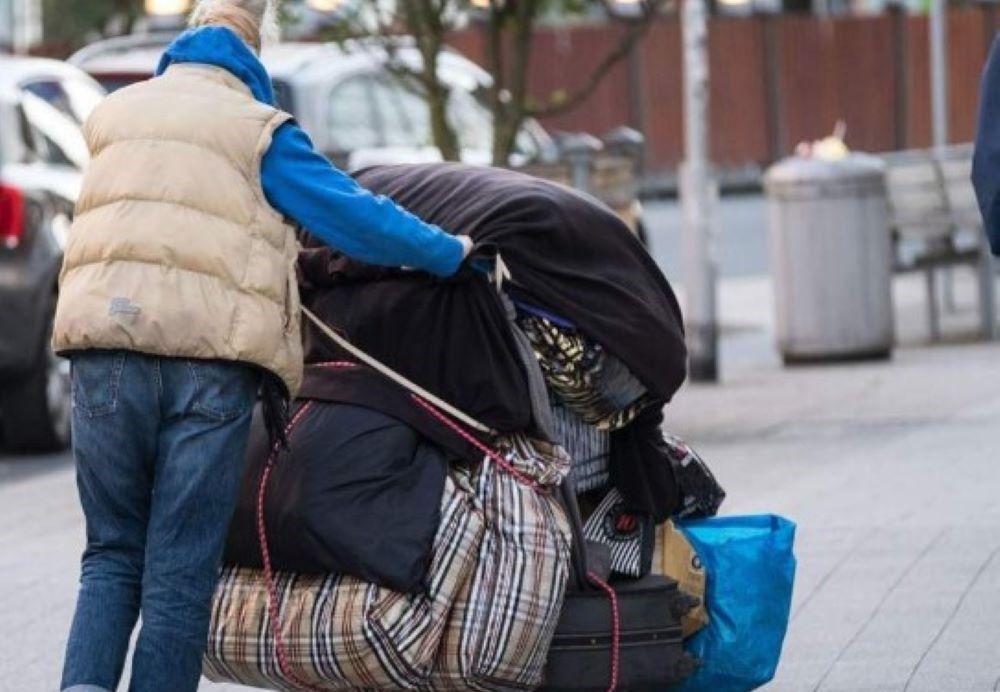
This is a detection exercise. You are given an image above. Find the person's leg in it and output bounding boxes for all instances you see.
[129,358,259,692]
[61,351,160,692]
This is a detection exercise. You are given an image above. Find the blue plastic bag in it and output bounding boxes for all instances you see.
[675,514,797,692]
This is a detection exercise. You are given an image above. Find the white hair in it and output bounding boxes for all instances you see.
[189,0,280,52]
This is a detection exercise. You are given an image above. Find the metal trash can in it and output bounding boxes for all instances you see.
[764,154,893,363]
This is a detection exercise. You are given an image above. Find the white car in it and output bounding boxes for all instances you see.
[0,56,104,451]
[69,34,556,170]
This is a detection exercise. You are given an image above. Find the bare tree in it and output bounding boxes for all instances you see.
[326,0,668,166]
[42,0,144,50]
[485,0,667,165]
[327,0,464,161]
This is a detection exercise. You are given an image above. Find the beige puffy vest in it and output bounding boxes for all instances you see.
[53,64,303,395]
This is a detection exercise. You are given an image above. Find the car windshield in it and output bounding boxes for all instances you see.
[22,77,103,125]
[0,100,36,166]
[357,74,539,160]
[447,86,492,153]
[20,93,89,169]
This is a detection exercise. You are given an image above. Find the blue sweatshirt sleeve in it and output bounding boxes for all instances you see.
[973,37,1000,256]
[261,122,465,277]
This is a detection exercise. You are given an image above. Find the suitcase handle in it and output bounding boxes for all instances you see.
[558,481,615,590]
[558,482,592,591]
[558,482,622,692]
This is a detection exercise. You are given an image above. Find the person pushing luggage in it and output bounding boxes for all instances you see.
[54,2,471,690]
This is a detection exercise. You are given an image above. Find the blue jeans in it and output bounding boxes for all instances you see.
[61,351,259,692]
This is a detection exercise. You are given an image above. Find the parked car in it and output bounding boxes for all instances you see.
[69,35,556,169]
[0,56,104,452]
[65,32,178,93]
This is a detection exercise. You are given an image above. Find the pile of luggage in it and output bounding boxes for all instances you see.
[202,164,729,691]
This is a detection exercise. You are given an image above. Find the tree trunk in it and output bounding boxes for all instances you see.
[486,0,666,165]
[493,109,524,167]
[426,78,461,161]
[489,0,537,167]
[486,7,509,165]
[114,0,141,36]
[401,0,462,161]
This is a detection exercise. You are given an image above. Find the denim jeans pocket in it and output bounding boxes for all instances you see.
[70,351,126,418]
[186,360,259,422]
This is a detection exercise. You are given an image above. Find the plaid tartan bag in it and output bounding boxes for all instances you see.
[203,472,485,691]
[423,435,572,691]
[202,419,571,691]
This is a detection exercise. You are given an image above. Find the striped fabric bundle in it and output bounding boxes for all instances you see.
[202,438,571,691]
[582,487,655,578]
[549,402,611,494]
[516,313,653,431]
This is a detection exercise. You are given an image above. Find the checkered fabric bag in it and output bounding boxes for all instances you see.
[203,432,571,691]
[202,473,484,690]
[424,438,572,691]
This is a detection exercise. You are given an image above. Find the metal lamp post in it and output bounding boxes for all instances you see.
[929,0,948,152]
[680,0,719,382]
[603,0,718,382]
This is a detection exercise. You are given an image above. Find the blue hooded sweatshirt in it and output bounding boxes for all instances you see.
[973,36,1000,256]
[155,27,465,277]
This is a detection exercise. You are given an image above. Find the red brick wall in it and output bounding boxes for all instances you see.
[448,8,998,175]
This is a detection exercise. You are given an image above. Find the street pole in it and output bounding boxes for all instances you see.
[930,0,955,312]
[680,0,719,382]
[929,0,948,151]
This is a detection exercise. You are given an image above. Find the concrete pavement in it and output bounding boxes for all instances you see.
[6,335,999,691]
[663,263,1000,691]
[667,338,1000,692]
[3,214,1000,690]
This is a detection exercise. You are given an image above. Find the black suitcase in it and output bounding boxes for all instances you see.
[541,487,699,691]
[541,575,698,691]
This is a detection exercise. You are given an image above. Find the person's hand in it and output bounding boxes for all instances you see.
[452,238,498,280]
[458,235,474,259]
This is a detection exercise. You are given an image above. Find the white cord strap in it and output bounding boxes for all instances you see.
[493,253,511,293]
[301,305,497,436]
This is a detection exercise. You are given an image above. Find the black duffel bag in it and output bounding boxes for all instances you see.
[223,402,448,594]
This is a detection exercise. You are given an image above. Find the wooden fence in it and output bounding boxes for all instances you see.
[449,7,1000,175]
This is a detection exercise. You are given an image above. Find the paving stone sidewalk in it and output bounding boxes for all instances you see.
[667,340,1000,692]
[3,265,1000,690]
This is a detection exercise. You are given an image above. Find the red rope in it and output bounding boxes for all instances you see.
[310,361,358,370]
[256,401,322,692]
[409,393,546,492]
[587,572,621,692]
[310,361,540,489]
[412,388,622,688]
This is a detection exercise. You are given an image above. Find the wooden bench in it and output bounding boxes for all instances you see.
[881,144,996,340]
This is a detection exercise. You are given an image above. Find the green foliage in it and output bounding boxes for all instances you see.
[42,0,144,49]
